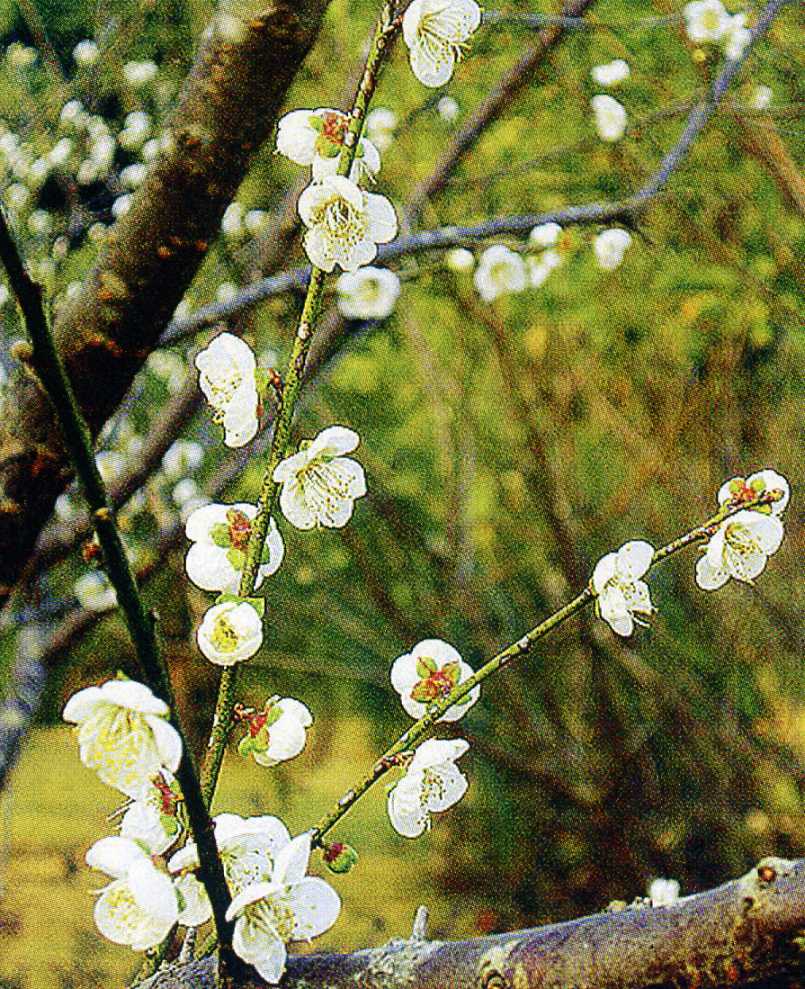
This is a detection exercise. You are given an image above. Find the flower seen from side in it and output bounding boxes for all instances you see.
[695,509,784,590]
[63,678,182,799]
[195,332,260,448]
[592,540,656,637]
[402,0,482,87]
[387,738,470,838]
[473,244,527,302]
[238,697,313,767]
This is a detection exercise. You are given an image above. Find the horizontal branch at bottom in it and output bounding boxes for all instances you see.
[138,856,804,989]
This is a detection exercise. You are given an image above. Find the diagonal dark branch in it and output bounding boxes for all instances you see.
[0,0,332,611]
[162,0,793,344]
[138,857,805,988]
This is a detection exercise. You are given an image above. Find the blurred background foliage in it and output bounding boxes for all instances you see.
[0,0,801,985]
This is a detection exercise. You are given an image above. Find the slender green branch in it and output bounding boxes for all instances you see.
[0,205,235,965]
[309,490,783,845]
[199,0,403,808]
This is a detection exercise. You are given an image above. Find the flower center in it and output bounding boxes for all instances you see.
[413,669,454,702]
[724,522,759,558]
[204,360,242,411]
[250,898,295,942]
[226,509,252,552]
[320,110,347,144]
[210,615,239,653]
[298,461,352,517]
[314,195,366,249]
[418,7,468,62]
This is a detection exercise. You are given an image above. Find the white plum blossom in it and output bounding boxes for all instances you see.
[73,40,99,67]
[195,332,260,448]
[716,469,789,517]
[169,812,291,895]
[63,679,182,799]
[594,228,632,270]
[273,425,367,530]
[723,13,751,60]
[437,95,460,122]
[120,769,184,855]
[592,540,656,637]
[649,877,681,907]
[592,94,628,142]
[445,247,475,273]
[162,439,204,481]
[276,108,381,183]
[86,837,181,950]
[226,833,341,984]
[527,249,563,289]
[402,0,482,88]
[365,107,397,151]
[751,84,772,110]
[684,0,730,43]
[591,59,630,86]
[473,245,527,302]
[123,60,158,87]
[387,738,470,838]
[238,697,313,767]
[695,510,784,590]
[74,571,118,612]
[336,266,401,320]
[196,599,264,666]
[391,639,479,722]
[298,175,397,273]
[529,222,562,249]
[185,502,284,594]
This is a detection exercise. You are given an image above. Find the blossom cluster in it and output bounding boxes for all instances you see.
[590,470,790,637]
[684,1,752,61]
[62,677,335,980]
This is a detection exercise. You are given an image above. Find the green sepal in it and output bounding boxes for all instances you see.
[728,478,745,495]
[210,523,231,548]
[175,887,187,913]
[416,655,438,678]
[410,681,433,703]
[254,367,270,397]
[264,705,283,729]
[442,660,461,685]
[308,114,324,132]
[750,477,766,493]
[161,813,180,836]
[212,593,265,618]
[238,735,256,758]
[260,541,275,565]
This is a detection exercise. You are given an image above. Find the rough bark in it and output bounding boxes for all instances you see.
[139,858,805,989]
[0,0,331,606]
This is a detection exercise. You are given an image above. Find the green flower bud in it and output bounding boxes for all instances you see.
[323,842,359,875]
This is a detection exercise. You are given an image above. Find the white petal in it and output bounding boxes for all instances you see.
[185,544,240,593]
[364,192,398,244]
[410,737,469,772]
[308,425,360,458]
[277,697,313,728]
[724,544,768,583]
[591,552,617,594]
[184,503,230,543]
[747,512,784,555]
[279,477,316,530]
[695,553,729,591]
[616,540,654,579]
[128,858,179,924]
[144,716,182,774]
[175,873,212,927]
[285,877,341,939]
[424,764,468,812]
[257,518,285,581]
[748,469,790,515]
[227,881,277,921]
[273,832,311,886]
[86,836,147,879]
[63,686,105,723]
[100,680,168,716]
[257,713,307,765]
[390,654,419,695]
[400,693,427,720]
[388,778,428,838]
[121,800,177,856]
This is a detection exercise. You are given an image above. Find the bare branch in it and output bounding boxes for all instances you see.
[138,857,805,988]
[163,0,792,343]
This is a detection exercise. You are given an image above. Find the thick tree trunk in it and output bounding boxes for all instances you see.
[0,0,331,606]
[139,857,805,988]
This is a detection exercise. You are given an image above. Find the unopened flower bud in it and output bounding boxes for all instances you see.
[323,842,359,874]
